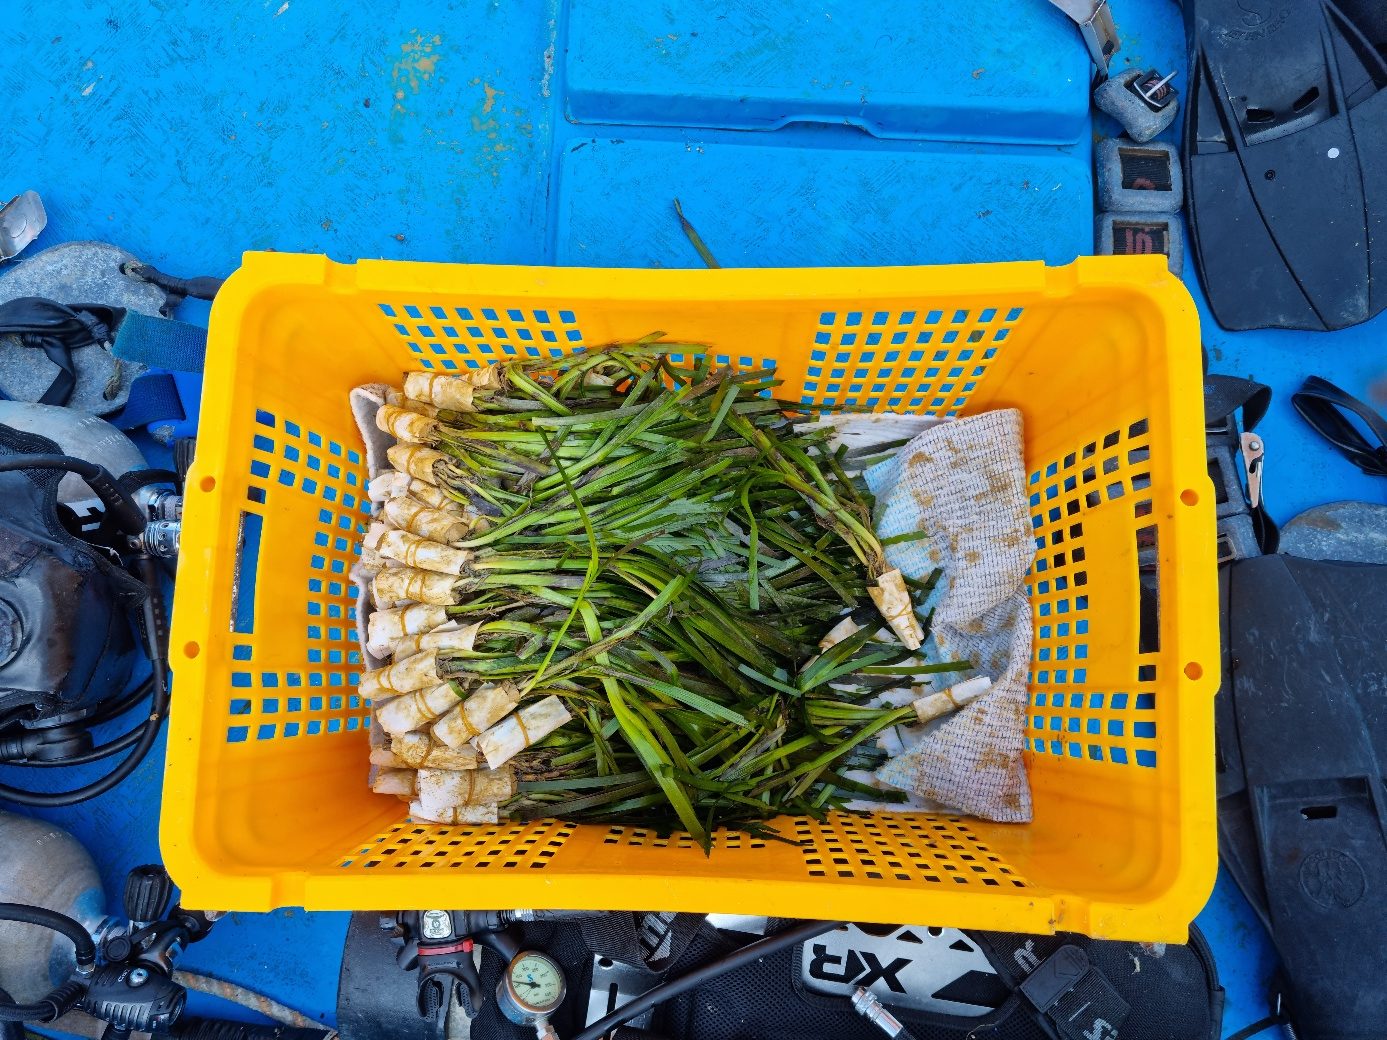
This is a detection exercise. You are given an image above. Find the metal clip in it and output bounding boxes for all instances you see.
[1048,0,1121,75]
[1240,432,1265,509]
[0,190,47,261]
[1080,0,1121,71]
[1132,69,1178,110]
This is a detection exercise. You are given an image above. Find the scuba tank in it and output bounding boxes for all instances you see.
[0,810,116,1004]
[0,400,181,555]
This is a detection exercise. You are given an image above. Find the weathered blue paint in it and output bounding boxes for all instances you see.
[8,1,1383,1037]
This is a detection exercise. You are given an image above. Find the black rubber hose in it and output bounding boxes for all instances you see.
[0,987,22,1040]
[121,261,225,303]
[0,673,165,805]
[5,678,156,768]
[568,919,842,1040]
[0,904,96,967]
[0,559,169,807]
[91,675,158,724]
[9,721,143,767]
[0,905,94,1023]
[0,454,146,535]
[0,979,86,1024]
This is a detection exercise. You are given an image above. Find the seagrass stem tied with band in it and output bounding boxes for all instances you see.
[354,340,968,846]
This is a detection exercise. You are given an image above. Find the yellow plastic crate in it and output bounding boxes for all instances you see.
[165,252,1216,940]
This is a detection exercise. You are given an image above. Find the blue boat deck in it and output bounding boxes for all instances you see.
[11,1,1384,1035]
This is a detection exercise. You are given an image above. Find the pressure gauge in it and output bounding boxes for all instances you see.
[497,950,566,1028]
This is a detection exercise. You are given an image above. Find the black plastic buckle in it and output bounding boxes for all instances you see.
[1019,946,1129,1040]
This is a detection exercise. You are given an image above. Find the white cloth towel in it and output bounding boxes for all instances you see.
[864,409,1035,822]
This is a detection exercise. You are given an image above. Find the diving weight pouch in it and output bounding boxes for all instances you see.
[1218,554,1387,1040]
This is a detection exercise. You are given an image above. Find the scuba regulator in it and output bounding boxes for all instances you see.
[0,863,328,1040]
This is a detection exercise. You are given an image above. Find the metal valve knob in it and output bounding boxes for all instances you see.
[124,864,174,923]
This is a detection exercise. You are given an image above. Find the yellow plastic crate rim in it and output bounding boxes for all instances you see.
[165,253,1217,941]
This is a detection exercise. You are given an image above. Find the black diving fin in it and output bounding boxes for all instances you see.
[1218,554,1387,1039]
[1337,0,1387,56]
[1180,0,1387,331]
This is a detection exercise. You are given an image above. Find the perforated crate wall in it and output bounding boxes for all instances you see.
[225,410,373,747]
[167,255,1215,938]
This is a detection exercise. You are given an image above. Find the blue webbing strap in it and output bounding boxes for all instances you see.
[109,374,186,430]
[111,310,206,373]
[107,311,207,430]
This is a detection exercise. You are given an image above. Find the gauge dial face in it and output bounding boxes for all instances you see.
[507,952,565,1013]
